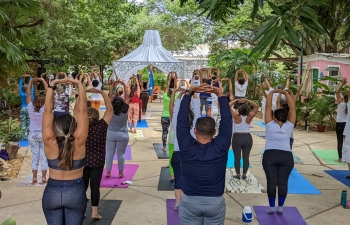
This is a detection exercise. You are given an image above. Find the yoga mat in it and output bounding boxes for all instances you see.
[252,131,266,139]
[259,149,303,164]
[129,130,144,138]
[158,167,174,191]
[288,168,321,194]
[112,145,132,160]
[253,206,307,225]
[18,170,48,187]
[227,150,252,168]
[129,119,149,128]
[324,170,350,187]
[153,143,169,159]
[99,107,106,111]
[225,169,264,193]
[100,164,139,188]
[254,121,266,128]
[312,150,344,165]
[166,199,180,225]
[18,140,29,147]
[83,200,122,225]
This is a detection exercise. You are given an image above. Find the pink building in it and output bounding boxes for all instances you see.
[298,53,350,91]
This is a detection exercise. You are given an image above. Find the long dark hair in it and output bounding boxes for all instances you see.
[344,95,348,115]
[54,114,77,170]
[112,97,124,115]
[129,84,137,99]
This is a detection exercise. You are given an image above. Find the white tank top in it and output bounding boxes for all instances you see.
[233,116,250,133]
[337,102,347,122]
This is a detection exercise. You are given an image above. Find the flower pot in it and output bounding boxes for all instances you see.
[317,125,326,132]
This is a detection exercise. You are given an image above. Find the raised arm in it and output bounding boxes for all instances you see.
[243,70,249,82]
[172,90,186,131]
[246,99,259,123]
[100,89,113,124]
[165,74,172,94]
[336,78,347,104]
[284,90,296,124]
[276,93,282,109]
[265,91,274,124]
[262,74,272,89]
[26,78,34,104]
[234,70,239,83]
[38,77,48,93]
[169,88,178,121]
[176,94,195,151]
[260,83,268,99]
[229,100,239,118]
[121,81,130,104]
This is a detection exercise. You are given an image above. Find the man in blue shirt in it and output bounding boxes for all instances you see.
[177,83,233,225]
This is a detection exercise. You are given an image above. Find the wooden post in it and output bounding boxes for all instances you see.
[5,142,20,160]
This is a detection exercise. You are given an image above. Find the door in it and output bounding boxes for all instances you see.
[312,68,319,92]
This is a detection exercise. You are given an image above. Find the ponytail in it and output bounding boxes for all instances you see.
[57,135,75,170]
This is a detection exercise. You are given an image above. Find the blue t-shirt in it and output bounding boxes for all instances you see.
[19,78,34,107]
[200,79,219,98]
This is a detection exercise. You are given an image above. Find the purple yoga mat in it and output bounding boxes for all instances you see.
[112,145,132,160]
[166,199,180,225]
[253,206,307,225]
[100,164,139,188]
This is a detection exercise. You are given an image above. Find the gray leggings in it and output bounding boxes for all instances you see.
[179,194,225,225]
[106,131,129,172]
[231,133,253,175]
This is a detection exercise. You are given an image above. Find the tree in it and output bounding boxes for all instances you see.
[0,0,43,81]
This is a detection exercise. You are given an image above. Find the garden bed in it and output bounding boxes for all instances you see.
[0,156,24,180]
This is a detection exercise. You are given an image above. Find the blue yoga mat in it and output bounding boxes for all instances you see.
[288,168,321,194]
[254,121,266,128]
[100,107,106,110]
[18,140,29,147]
[129,119,149,129]
[226,150,252,168]
[324,170,350,188]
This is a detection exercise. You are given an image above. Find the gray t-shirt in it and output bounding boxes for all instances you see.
[108,103,129,132]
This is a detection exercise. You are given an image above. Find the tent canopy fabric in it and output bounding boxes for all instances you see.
[112,30,185,81]
[300,62,314,97]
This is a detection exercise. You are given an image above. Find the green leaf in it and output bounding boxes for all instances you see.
[1,216,16,225]
[267,2,281,15]
[284,20,301,48]
[252,18,278,42]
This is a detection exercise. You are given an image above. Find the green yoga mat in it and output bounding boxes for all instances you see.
[259,149,303,164]
[312,150,344,165]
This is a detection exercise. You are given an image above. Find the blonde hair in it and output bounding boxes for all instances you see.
[54,114,77,170]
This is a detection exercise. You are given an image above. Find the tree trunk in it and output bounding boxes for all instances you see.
[5,142,20,160]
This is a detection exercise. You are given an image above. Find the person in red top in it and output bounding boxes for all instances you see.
[127,76,141,133]
[83,87,113,220]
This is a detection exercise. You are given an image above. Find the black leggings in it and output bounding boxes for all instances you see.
[336,122,346,159]
[140,92,149,113]
[232,133,253,175]
[161,117,170,147]
[171,151,181,189]
[83,166,104,206]
[262,150,293,205]
[42,178,86,225]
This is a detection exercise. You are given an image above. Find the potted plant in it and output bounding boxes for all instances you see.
[310,95,337,132]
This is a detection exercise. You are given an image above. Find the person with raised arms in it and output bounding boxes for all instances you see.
[177,83,232,224]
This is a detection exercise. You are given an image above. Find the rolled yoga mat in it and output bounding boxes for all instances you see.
[158,167,174,191]
[112,145,132,160]
[100,164,139,188]
[226,150,252,168]
[253,206,307,225]
[324,170,350,187]
[153,143,169,159]
[312,150,345,165]
[166,199,180,225]
[288,168,321,194]
[83,200,122,225]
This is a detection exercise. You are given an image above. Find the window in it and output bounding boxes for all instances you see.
[325,65,340,91]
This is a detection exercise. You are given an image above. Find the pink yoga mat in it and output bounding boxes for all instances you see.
[112,145,132,160]
[100,164,139,188]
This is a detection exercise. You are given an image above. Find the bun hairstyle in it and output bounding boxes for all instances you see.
[112,97,124,115]
[22,84,28,93]
[274,109,288,123]
[238,104,250,116]
[92,80,99,87]
[54,114,77,170]
[87,107,100,124]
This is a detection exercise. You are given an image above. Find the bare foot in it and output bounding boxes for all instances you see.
[91,214,102,220]
[106,171,111,177]
[334,159,342,163]
[119,172,125,178]
[133,129,137,134]
[162,146,166,152]
[32,178,37,184]
[41,178,47,184]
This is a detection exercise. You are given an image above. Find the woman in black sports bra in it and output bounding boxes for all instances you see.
[42,77,89,225]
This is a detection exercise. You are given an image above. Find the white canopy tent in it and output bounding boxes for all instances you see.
[112,30,185,81]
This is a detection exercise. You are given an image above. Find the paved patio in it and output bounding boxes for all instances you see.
[0,101,349,225]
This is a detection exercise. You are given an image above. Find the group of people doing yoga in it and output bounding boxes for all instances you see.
[160,69,298,224]
[19,70,143,224]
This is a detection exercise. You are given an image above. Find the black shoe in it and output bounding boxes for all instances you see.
[233,175,240,180]
[345,175,350,179]
[242,175,247,180]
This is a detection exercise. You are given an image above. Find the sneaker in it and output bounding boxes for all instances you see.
[119,172,125,178]
[174,203,179,211]
[242,175,247,180]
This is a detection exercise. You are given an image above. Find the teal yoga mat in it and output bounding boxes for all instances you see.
[288,168,321,194]
[226,150,252,168]
[254,121,266,128]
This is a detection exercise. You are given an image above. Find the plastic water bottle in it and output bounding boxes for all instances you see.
[341,190,347,208]
[242,206,254,223]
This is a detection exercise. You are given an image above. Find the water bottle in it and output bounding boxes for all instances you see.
[242,206,254,223]
[341,190,347,208]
